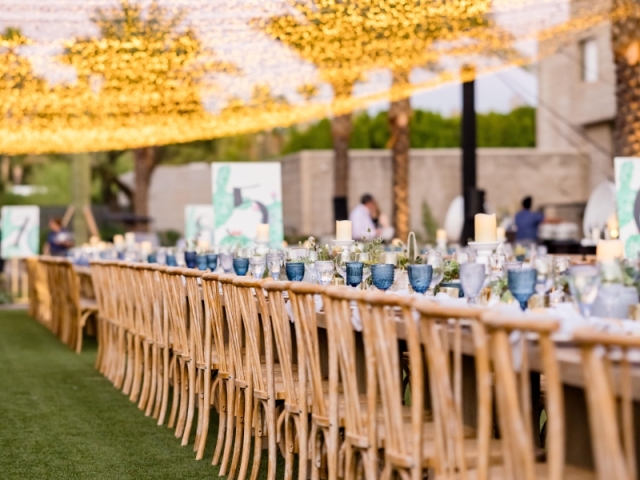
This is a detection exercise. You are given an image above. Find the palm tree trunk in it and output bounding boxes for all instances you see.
[133,147,157,232]
[331,80,355,221]
[612,0,640,157]
[388,70,411,241]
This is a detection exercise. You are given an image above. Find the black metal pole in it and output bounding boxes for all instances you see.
[460,68,482,245]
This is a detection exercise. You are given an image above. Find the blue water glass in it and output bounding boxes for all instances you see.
[166,254,177,267]
[407,264,433,294]
[233,257,249,276]
[507,268,537,310]
[285,262,305,281]
[147,253,157,264]
[117,251,125,260]
[371,264,395,291]
[206,253,219,271]
[184,251,197,269]
[196,254,208,271]
[346,261,364,288]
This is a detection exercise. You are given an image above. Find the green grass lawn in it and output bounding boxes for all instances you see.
[0,309,277,479]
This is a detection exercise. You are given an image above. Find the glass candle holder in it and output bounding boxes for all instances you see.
[285,262,305,281]
[233,257,249,276]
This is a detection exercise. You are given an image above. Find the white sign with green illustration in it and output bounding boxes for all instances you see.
[1,206,40,258]
[615,157,640,257]
[185,204,214,245]
[212,163,283,247]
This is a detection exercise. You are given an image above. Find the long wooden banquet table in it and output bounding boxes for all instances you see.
[74,264,640,475]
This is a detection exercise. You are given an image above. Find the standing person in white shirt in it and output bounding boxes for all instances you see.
[349,193,380,240]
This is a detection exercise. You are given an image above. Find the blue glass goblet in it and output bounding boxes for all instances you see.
[206,253,219,271]
[371,264,395,292]
[346,262,364,288]
[184,251,197,269]
[507,268,537,310]
[196,254,208,271]
[165,254,177,267]
[233,257,249,276]
[147,253,157,264]
[408,264,433,294]
[285,262,305,281]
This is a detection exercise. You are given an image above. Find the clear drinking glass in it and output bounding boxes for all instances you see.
[534,255,554,296]
[426,251,444,294]
[314,260,335,285]
[358,252,372,283]
[249,256,266,279]
[567,265,601,318]
[490,253,506,280]
[460,262,487,304]
[335,249,351,281]
[267,253,282,281]
[219,252,234,273]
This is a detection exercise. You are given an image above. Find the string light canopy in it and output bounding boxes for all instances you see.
[0,0,632,155]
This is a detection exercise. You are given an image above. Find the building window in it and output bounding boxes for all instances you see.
[581,38,598,83]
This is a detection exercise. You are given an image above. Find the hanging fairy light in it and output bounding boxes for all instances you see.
[0,0,633,155]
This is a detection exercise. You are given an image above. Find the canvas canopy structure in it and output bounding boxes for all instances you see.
[0,0,634,155]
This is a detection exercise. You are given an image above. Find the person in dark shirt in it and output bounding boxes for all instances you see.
[47,218,73,256]
[514,196,544,242]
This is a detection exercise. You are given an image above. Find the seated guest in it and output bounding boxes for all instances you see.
[349,193,380,240]
[515,196,544,242]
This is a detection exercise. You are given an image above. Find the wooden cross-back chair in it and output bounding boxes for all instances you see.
[105,261,127,388]
[323,286,380,480]
[201,272,229,465]
[370,298,499,480]
[216,273,252,480]
[39,257,59,335]
[148,264,171,426]
[26,257,50,325]
[288,282,339,480]
[262,280,308,480]
[232,275,281,480]
[573,328,640,480]
[481,312,594,480]
[118,263,141,399]
[162,267,194,443]
[89,260,107,374]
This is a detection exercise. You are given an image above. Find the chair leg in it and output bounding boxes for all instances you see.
[115,328,127,389]
[250,400,264,480]
[175,359,189,439]
[297,412,309,480]
[129,336,143,403]
[168,356,180,429]
[157,346,170,425]
[283,412,294,480]
[212,378,228,466]
[145,344,158,417]
[236,387,254,480]
[196,368,212,460]
[224,387,244,479]
[138,342,151,411]
[122,332,134,394]
[266,397,277,480]
[181,360,197,446]
[193,370,204,452]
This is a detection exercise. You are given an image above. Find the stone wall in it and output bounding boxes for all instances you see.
[280,149,590,237]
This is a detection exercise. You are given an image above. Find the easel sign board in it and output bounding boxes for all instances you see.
[185,204,214,244]
[212,162,284,248]
[1,206,40,258]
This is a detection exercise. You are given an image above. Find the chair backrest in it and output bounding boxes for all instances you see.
[288,282,332,421]
[233,276,274,396]
[218,274,246,382]
[262,281,302,410]
[182,269,205,366]
[482,312,564,480]
[201,272,228,374]
[413,300,491,479]
[163,267,189,356]
[359,291,423,472]
[324,286,378,450]
[147,264,167,346]
[573,328,640,480]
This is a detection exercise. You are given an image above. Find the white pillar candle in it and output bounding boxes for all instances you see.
[596,239,624,262]
[256,223,270,241]
[124,232,136,246]
[140,241,152,255]
[384,252,397,265]
[474,214,497,243]
[496,227,506,242]
[113,234,124,246]
[336,220,352,241]
[436,229,447,242]
[197,239,210,251]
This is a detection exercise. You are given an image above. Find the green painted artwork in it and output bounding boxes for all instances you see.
[615,158,640,258]
[185,205,214,245]
[1,206,40,258]
[212,163,284,248]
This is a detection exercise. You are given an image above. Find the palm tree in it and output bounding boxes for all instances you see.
[611,0,640,157]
